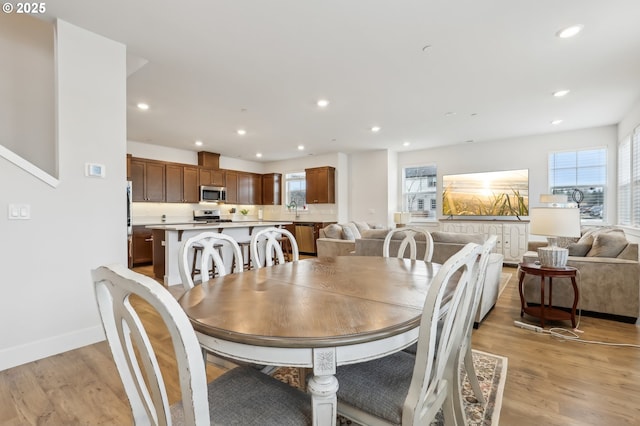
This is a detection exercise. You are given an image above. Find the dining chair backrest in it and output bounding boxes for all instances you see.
[250,227,299,268]
[403,242,481,424]
[92,264,210,425]
[178,231,243,291]
[382,227,434,262]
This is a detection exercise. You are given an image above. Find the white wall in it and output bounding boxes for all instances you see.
[394,125,618,223]
[0,13,55,175]
[0,20,126,371]
[349,150,396,227]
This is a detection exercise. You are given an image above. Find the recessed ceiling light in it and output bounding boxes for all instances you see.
[556,25,583,39]
[237,129,246,136]
[195,140,203,146]
[553,90,570,97]
[371,126,381,133]
[137,102,149,110]
[445,112,457,116]
[403,141,411,147]
[256,152,262,158]
[298,145,305,150]
[317,99,329,108]
[551,119,564,125]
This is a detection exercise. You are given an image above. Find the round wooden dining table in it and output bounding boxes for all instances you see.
[178,256,439,426]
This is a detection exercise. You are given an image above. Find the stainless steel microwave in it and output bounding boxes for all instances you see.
[200,186,226,203]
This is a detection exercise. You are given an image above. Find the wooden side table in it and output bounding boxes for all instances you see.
[518,262,579,328]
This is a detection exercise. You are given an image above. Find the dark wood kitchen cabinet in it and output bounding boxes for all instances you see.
[225,170,239,204]
[199,168,225,187]
[130,158,165,202]
[262,173,282,205]
[226,171,262,204]
[305,166,335,204]
[131,226,153,266]
[166,164,199,203]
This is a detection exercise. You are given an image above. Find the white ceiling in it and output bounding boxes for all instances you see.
[41,0,640,161]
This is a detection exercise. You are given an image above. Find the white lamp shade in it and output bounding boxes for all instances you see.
[393,212,412,224]
[530,207,581,238]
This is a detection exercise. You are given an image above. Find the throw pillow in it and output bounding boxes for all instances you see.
[323,224,343,240]
[341,225,356,241]
[586,232,628,258]
[578,227,625,246]
[567,243,591,257]
[353,221,371,234]
[343,222,362,239]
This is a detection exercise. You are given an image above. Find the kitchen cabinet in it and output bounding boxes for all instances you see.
[226,171,262,204]
[197,151,220,169]
[199,168,225,187]
[166,164,199,203]
[225,170,239,204]
[130,158,165,202]
[131,226,153,266]
[305,166,335,204]
[262,173,282,205]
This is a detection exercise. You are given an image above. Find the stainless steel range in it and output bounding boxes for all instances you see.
[193,209,232,223]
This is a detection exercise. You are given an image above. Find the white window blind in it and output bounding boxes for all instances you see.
[618,136,631,225]
[618,127,640,227]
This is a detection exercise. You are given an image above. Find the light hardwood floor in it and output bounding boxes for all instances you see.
[2,265,640,425]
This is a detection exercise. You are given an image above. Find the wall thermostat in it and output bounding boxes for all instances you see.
[86,163,106,178]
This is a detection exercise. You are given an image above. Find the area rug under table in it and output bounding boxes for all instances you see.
[273,349,507,426]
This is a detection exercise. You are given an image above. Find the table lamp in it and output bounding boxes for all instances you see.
[393,212,412,228]
[530,207,581,268]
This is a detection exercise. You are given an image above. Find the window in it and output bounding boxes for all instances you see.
[285,172,306,207]
[548,148,606,221]
[618,127,640,227]
[403,165,437,219]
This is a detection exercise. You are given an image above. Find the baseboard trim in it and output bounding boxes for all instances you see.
[0,326,105,371]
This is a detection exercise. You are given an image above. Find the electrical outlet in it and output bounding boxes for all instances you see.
[514,320,543,332]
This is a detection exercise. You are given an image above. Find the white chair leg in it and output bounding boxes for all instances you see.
[465,345,485,404]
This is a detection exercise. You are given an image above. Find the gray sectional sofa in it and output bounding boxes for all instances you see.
[522,227,640,321]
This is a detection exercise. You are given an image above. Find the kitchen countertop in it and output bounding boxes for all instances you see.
[146,221,292,231]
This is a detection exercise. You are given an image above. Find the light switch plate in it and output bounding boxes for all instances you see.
[8,204,30,220]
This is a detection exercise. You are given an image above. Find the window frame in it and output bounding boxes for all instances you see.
[284,171,306,208]
[401,164,438,222]
[548,147,607,224]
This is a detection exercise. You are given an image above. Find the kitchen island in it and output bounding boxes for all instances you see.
[147,221,292,286]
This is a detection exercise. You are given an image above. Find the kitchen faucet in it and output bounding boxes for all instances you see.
[288,200,299,219]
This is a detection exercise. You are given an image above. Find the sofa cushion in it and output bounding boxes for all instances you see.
[431,231,485,245]
[587,232,629,258]
[567,242,592,257]
[323,224,343,240]
[361,229,389,239]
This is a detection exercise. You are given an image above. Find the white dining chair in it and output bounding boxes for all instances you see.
[454,235,497,412]
[92,264,311,425]
[382,227,434,262]
[178,231,244,292]
[335,242,482,426]
[250,227,299,268]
